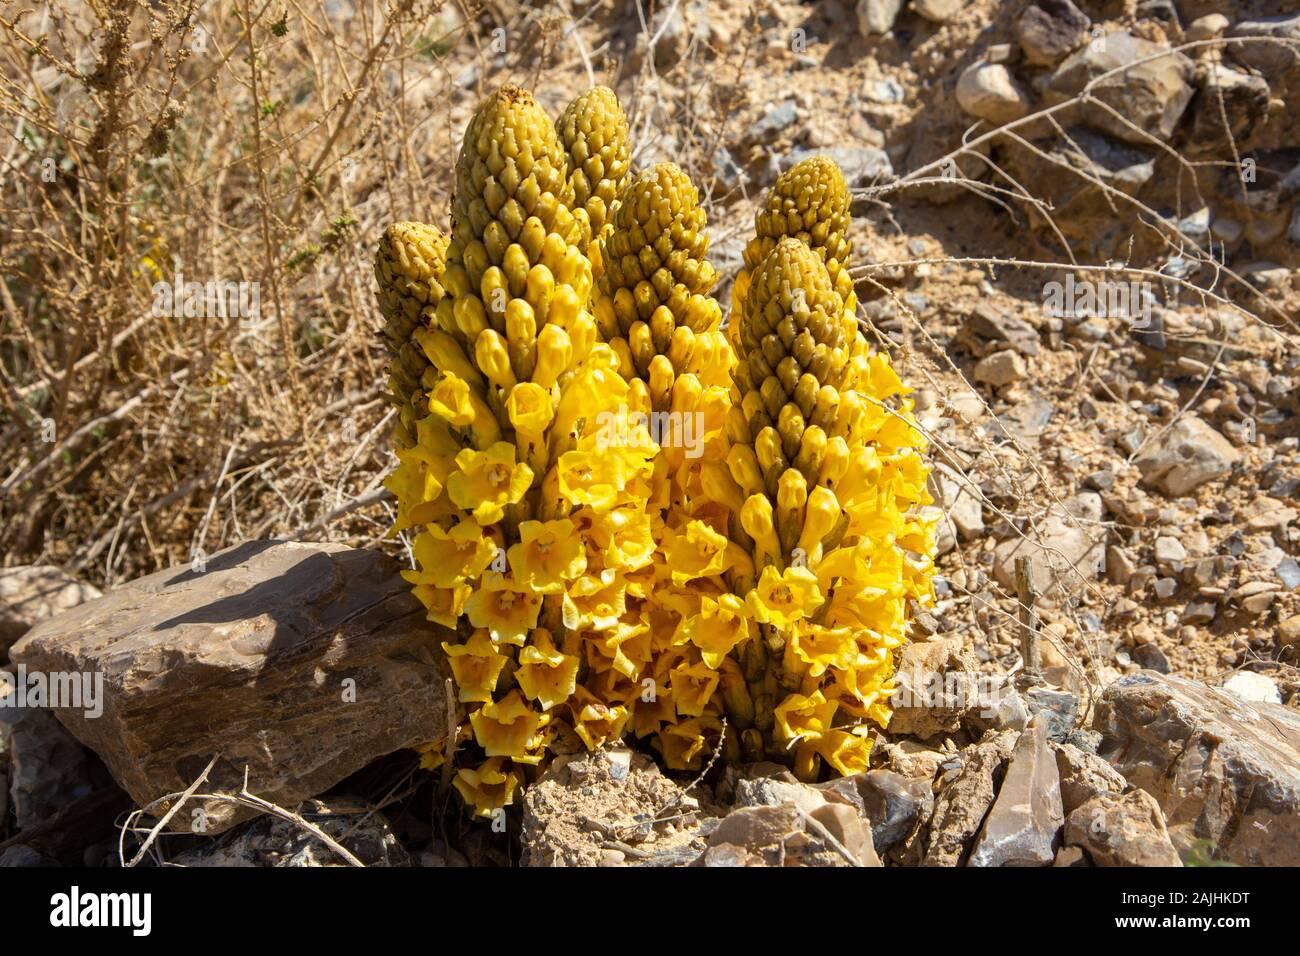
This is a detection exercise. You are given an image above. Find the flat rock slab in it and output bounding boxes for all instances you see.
[1095,671,1300,866]
[11,541,447,834]
[969,715,1063,866]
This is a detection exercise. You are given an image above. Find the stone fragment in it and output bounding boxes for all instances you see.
[1132,416,1239,496]
[956,61,1032,125]
[969,716,1064,866]
[1064,790,1182,866]
[923,731,1018,866]
[10,541,448,835]
[1016,0,1091,67]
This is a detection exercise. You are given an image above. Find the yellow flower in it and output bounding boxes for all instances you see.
[669,658,721,717]
[557,445,652,512]
[507,519,586,593]
[453,757,522,819]
[562,572,628,632]
[576,506,656,571]
[812,729,873,776]
[787,623,858,678]
[515,630,580,710]
[662,520,731,585]
[773,690,838,748]
[406,582,471,628]
[442,631,510,703]
[465,574,542,645]
[569,687,631,750]
[505,381,555,438]
[469,690,549,764]
[446,442,534,525]
[408,521,498,588]
[747,565,824,629]
[656,716,722,771]
[675,593,751,668]
[584,616,651,679]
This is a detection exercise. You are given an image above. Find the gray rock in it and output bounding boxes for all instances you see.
[1132,416,1240,495]
[974,349,1028,386]
[1229,14,1300,80]
[969,716,1064,866]
[956,61,1032,125]
[10,541,448,835]
[856,0,904,36]
[1025,688,1079,741]
[1131,642,1170,673]
[1187,64,1271,153]
[0,566,101,661]
[1065,790,1182,866]
[171,799,410,866]
[748,100,798,142]
[857,769,934,852]
[1221,671,1282,705]
[923,731,1018,866]
[1016,0,1091,67]
[993,512,1104,598]
[1053,741,1126,814]
[1095,671,1300,865]
[3,704,101,829]
[889,636,980,739]
[1049,32,1196,144]
[961,303,1040,357]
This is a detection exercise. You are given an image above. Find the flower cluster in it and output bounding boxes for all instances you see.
[377,85,936,817]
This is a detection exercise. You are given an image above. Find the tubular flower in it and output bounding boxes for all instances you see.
[382,101,935,813]
[722,204,935,776]
[374,221,449,448]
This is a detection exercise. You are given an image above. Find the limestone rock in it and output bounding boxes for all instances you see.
[912,0,963,24]
[1064,790,1182,866]
[856,0,904,36]
[856,769,934,854]
[1049,32,1195,144]
[1053,741,1126,815]
[969,716,1063,866]
[1095,671,1300,865]
[923,731,1017,866]
[956,61,1032,125]
[1016,0,1091,67]
[9,540,448,835]
[889,636,981,739]
[1132,416,1240,496]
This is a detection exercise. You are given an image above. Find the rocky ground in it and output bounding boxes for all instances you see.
[1,0,1298,867]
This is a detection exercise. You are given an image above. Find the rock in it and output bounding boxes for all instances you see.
[0,566,101,661]
[969,716,1064,867]
[171,799,410,866]
[1221,671,1282,705]
[992,511,1105,598]
[1053,741,1126,814]
[522,749,702,866]
[733,775,828,814]
[1064,790,1182,866]
[1279,615,1300,649]
[779,146,893,187]
[1132,416,1239,496]
[748,100,798,142]
[1053,845,1089,866]
[9,540,448,835]
[1186,14,1230,44]
[888,636,981,739]
[974,349,1028,386]
[695,843,762,867]
[1229,14,1300,80]
[1095,671,1300,865]
[806,802,880,866]
[928,464,984,543]
[856,0,903,36]
[1016,0,1091,67]
[0,844,52,867]
[1187,64,1271,153]
[923,731,1018,866]
[1024,688,1079,741]
[960,304,1040,357]
[1131,642,1170,673]
[912,0,962,24]
[1,704,104,829]
[1049,33,1196,144]
[706,800,878,867]
[956,61,1032,125]
[856,769,934,853]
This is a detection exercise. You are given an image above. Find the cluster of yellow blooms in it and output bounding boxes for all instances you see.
[375,85,936,818]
